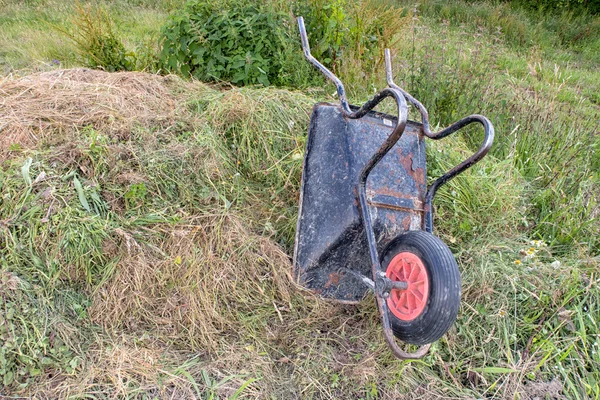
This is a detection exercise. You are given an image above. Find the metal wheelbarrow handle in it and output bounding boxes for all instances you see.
[384,49,495,232]
[298,17,407,124]
[298,17,411,187]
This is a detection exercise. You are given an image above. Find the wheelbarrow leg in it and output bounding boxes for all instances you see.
[356,134,431,360]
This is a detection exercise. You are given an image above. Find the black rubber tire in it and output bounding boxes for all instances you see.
[380,230,461,345]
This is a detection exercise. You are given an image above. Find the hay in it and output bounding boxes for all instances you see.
[0,68,191,158]
[90,214,295,352]
[2,68,447,398]
[33,333,251,399]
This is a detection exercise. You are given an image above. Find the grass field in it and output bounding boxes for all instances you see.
[1,0,599,398]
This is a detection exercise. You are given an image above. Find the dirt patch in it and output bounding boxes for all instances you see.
[519,378,565,400]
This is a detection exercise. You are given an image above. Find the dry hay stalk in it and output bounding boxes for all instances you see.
[0,68,189,159]
[33,333,244,399]
[90,213,294,352]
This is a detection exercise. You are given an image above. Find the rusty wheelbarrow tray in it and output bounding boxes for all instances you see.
[293,17,495,359]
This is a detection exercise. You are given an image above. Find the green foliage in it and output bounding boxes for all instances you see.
[159,1,296,86]
[388,7,600,255]
[158,0,407,88]
[0,270,80,390]
[60,1,135,71]
[427,141,523,244]
[124,182,148,209]
[296,0,347,68]
[512,0,600,15]
[412,0,600,64]
[296,0,409,88]
[197,86,313,245]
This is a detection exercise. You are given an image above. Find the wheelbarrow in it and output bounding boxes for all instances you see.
[293,17,495,359]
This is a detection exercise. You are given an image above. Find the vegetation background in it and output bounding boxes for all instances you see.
[0,0,599,398]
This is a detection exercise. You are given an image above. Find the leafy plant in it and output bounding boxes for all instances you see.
[159,1,294,86]
[296,0,348,68]
[0,270,78,390]
[296,0,409,84]
[59,1,134,71]
[158,0,407,89]
[124,182,148,210]
[512,0,600,15]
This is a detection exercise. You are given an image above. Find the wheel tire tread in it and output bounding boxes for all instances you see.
[381,230,461,345]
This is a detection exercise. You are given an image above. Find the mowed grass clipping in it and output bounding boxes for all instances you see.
[1,67,598,399]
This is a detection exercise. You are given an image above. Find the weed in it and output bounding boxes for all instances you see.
[297,0,410,94]
[59,1,134,71]
[0,270,82,390]
[159,1,298,86]
[124,182,148,210]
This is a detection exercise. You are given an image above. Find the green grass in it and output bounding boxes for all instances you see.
[0,0,175,72]
[1,0,600,398]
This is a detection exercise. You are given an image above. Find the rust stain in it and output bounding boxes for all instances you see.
[399,150,413,174]
[402,215,411,231]
[370,186,402,198]
[413,167,426,187]
[324,272,341,289]
[388,213,397,224]
[369,187,423,205]
[394,146,426,188]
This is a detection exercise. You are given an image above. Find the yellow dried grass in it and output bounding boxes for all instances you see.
[0,68,193,159]
[90,214,294,352]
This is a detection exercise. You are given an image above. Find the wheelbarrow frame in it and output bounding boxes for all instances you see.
[293,17,494,359]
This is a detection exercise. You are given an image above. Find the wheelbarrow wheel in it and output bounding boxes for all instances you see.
[381,230,461,345]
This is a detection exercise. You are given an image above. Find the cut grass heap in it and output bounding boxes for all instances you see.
[1,67,598,399]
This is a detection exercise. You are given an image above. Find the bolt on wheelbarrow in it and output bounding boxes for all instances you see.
[293,17,495,359]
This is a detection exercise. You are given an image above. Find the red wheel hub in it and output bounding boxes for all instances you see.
[386,252,429,321]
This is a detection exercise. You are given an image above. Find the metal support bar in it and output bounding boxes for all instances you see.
[338,268,376,291]
[384,49,495,232]
[339,268,409,295]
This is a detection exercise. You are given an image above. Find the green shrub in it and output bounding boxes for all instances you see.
[158,0,408,89]
[296,0,409,91]
[60,1,134,72]
[512,0,600,15]
[159,1,295,86]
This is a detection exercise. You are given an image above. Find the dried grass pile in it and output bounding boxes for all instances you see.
[90,214,295,351]
[0,68,391,398]
[0,68,193,158]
